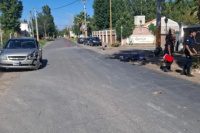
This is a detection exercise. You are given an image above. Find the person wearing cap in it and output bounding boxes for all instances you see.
[181,29,197,77]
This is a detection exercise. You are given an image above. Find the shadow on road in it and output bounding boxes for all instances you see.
[40,59,48,69]
[107,49,188,74]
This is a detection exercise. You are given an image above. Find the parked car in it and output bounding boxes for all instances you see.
[77,37,86,44]
[89,37,102,46]
[83,38,92,45]
[0,37,42,70]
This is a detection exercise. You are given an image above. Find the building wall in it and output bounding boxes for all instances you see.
[92,30,117,44]
[20,23,30,37]
[132,27,153,35]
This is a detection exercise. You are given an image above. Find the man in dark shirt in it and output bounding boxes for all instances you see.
[181,29,197,77]
[163,29,175,72]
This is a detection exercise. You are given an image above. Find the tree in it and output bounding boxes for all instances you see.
[115,12,134,41]
[112,0,133,28]
[0,0,23,32]
[182,0,199,24]
[93,0,110,30]
[148,23,156,35]
[37,5,56,38]
[72,12,92,36]
[198,0,200,22]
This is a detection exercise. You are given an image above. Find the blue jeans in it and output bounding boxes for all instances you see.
[184,55,192,73]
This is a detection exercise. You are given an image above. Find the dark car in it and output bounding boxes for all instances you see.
[77,38,86,44]
[83,38,92,45]
[89,37,102,46]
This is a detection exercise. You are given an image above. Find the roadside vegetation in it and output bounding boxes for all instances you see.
[69,38,78,42]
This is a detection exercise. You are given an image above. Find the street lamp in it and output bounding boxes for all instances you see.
[121,26,123,45]
[164,17,168,35]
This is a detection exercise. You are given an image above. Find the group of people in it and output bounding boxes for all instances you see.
[163,29,198,77]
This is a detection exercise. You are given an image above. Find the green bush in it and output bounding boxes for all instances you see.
[111,41,121,47]
[47,38,54,41]
[192,56,200,69]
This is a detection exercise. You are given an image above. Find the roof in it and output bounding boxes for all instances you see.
[10,37,36,40]
[143,16,179,27]
[143,18,157,26]
[144,17,165,26]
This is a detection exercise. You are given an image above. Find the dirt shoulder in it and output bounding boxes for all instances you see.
[77,42,200,84]
[0,40,54,95]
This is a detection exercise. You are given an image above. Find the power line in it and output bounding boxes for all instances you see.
[52,0,79,10]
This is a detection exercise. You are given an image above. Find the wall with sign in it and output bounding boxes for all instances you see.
[126,35,154,44]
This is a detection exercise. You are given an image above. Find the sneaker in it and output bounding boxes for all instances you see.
[180,70,186,75]
[163,68,169,72]
[186,73,194,77]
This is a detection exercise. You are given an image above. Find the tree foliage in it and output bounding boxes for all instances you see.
[113,0,136,40]
[37,5,56,38]
[93,0,110,30]
[116,12,135,40]
[148,23,156,35]
[0,0,23,32]
[72,12,92,36]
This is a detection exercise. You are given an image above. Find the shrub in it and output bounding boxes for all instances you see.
[192,56,200,69]
[111,41,121,47]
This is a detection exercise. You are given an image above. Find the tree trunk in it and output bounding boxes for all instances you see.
[198,0,200,23]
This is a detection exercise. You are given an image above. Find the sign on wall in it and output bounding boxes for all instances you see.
[127,35,155,44]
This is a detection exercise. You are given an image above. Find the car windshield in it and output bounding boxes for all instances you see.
[93,37,100,41]
[5,40,36,49]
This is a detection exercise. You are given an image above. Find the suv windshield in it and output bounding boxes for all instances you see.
[5,40,36,49]
[92,37,100,41]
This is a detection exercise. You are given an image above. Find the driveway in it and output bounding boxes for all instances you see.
[0,38,200,133]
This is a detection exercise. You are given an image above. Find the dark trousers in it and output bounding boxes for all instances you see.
[165,61,173,70]
[184,55,192,73]
[164,53,173,70]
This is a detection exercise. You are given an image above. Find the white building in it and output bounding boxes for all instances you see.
[20,22,31,37]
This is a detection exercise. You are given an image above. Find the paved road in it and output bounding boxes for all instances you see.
[0,38,200,133]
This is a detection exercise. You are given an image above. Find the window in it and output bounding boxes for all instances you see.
[5,40,36,49]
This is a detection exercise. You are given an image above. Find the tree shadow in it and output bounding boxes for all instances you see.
[107,49,187,73]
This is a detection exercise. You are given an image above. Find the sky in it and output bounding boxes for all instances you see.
[21,0,94,30]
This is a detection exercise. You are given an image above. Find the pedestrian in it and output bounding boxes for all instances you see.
[163,29,176,72]
[181,29,197,77]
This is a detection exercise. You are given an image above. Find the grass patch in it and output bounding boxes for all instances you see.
[39,40,48,47]
[69,38,78,42]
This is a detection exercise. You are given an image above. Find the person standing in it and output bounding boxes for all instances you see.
[163,29,175,72]
[181,29,197,77]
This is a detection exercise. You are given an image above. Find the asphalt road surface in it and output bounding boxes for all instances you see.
[0,38,200,133]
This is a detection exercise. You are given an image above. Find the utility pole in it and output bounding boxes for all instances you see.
[198,0,200,23]
[34,8,39,41]
[30,11,34,37]
[80,0,88,38]
[110,0,112,45]
[156,0,162,49]
[141,0,142,15]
